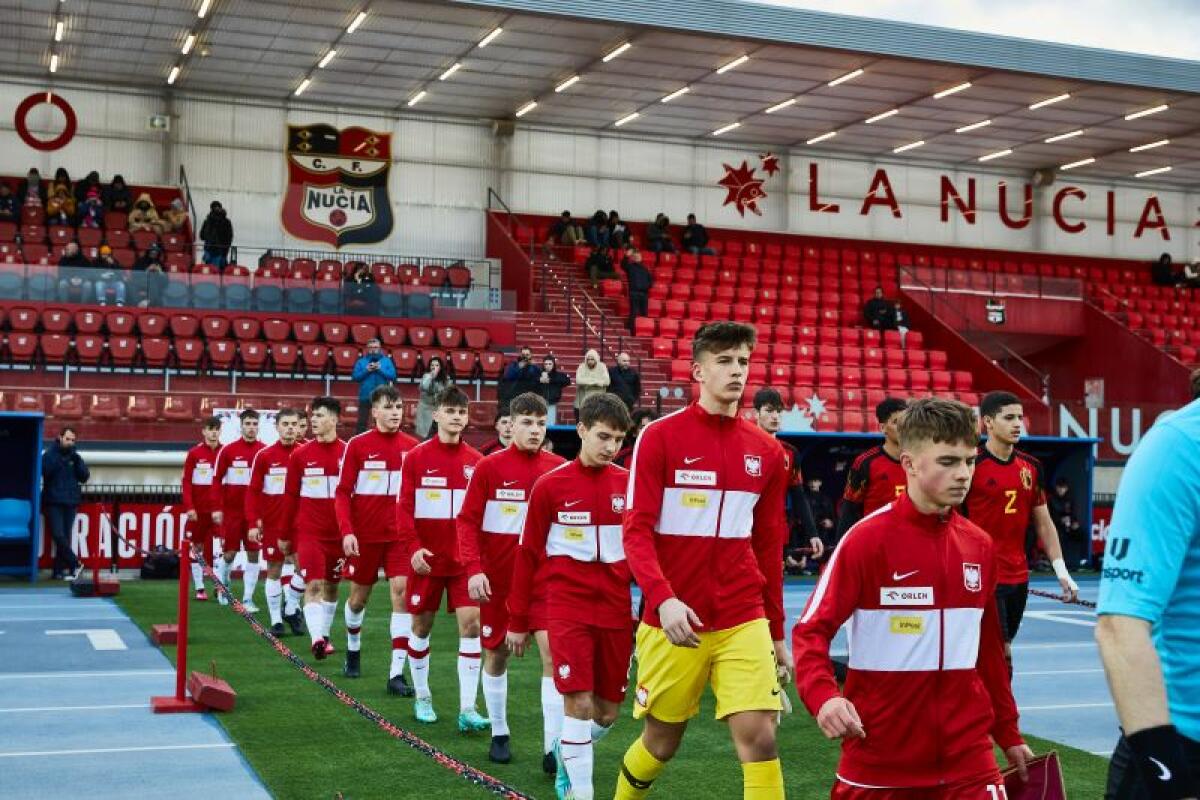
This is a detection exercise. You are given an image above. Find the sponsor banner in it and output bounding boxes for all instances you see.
[38,503,187,569]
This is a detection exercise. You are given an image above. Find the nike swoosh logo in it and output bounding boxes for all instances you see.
[892,570,919,581]
[503,480,517,487]
[683,457,703,465]
[1149,756,1172,781]
[368,453,380,459]
[564,500,582,508]
[424,469,439,474]
[771,687,780,696]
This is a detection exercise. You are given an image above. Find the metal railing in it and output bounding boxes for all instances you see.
[900,265,1083,301]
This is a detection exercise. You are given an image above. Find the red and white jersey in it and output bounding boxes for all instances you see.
[792,492,1023,788]
[397,437,482,576]
[509,459,631,631]
[181,442,220,513]
[245,441,298,533]
[335,428,419,542]
[213,438,265,518]
[284,438,346,542]
[457,445,566,578]
[624,403,790,640]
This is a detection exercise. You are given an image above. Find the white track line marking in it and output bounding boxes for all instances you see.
[0,743,236,758]
[0,616,127,622]
[46,628,128,650]
[1016,668,1105,676]
[0,704,148,713]
[0,669,172,680]
[1019,702,1112,711]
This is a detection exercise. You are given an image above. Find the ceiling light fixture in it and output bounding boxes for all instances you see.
[806,131,836,145]
[1060,157,1095,171]
[712,121,741,136]
[346,10,367,34]
[555,75,580,93]
[602,42,631,62]
[660,86,689,103]
[318,50,336,68]
[407,90,426,106]
[978,148,1013,162]
[828,68,863,87]
[614,112,639,127]
[54,20,64,42]
[438,62,461,81]
[955,119,991,133]
[477,27,502,47]
[716,55,749,74]
[167,65,180,84]
[893,140,925,153]
[1125,104,1168,121]
[1135,165,1171,178]
[197,0,211,18]
[515,100,537,118]
[933,81,971,99]
[1129,139,1169,152]
[49,53,59,73]
[1029,93,1070,110]
[1044,129,1084,143]
[865,108,899,124]
[765,98,797,114]
[182,33,196,55]
[294,78,311,95]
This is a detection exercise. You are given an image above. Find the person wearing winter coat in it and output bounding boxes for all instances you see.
[17,168,47,209]
[41,428,90,579]
[74,171,103,207]
[162,198,189,233]
[128,192,165,235]
[416,357,452,438]
[200,200,234,268]
[572,349,610,421]
[45,180,76,226]
[536,355,571,424]
[104,175,132,213]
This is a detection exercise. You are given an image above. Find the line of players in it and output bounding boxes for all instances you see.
[178,319,1080,800]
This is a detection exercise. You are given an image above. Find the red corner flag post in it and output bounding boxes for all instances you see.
[151,539,204,713]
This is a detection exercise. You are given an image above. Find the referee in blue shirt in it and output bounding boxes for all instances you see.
[1097,388,1200,799]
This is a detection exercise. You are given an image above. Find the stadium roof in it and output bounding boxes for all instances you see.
[6,0,1199,186]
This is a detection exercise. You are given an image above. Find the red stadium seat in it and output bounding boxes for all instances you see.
[41,307,72,333]
[269,342,299,372]
[48,225,74,246]
[263,318,291,342]
[392,347,419,377]
[8,307,38,332]
[201,314,230,340]
[332,345,360,373]
[231,317,261,340]
[10,391,43,412]
[436,325,462,348]
[207,339,238,371]
[131,230,159,252]
[137,311,167,337]
[240,341,268,371]
[109,335,139,366]
[464,328,490,350]
[409,326,433,348]
[321,322,349,344]
[41,334,71,363]
[104,310,135,335]
[931,370,953,393]
[450,350,476,379]
[468,401,497,430]
[170,313,200,339]
[477,352,503,379]
[294,320,320,343]
[161,232,186,252]
[141,337,170,367]
[74,334,105,365]
[352,323,380,345]
[90,394,121,420]
[175,338,204,369]
[127,395,158,420]
[162,395,194,421]
[51,392,85,419]
[952,371,973,391]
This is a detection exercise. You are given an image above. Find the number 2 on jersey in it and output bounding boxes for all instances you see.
[1003,489,1018,515]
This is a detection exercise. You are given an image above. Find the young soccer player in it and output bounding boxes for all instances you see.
[754,387,825,562]
[835,397,909,545]
[458,391,565,764]
[212,408,265,609]
[246,407,304,636]
[480,412,513,455]
[285,396,347,660]
[964,391,1078,669]
[616,321,791,800]
[508,392,633,800]
[181,416,223,601]
[397,386,486,729]
[793,397,1036,798]
[335,385,420,691]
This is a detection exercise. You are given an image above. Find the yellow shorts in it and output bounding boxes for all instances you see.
[631,617,781,722]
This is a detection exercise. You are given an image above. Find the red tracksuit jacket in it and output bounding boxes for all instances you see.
[396,437,482,576]
[793,492,1023,788]
[508,459,631,632]
[181,442,220,513]
[284,438,346,542]
[335,428,418,542]
[213,438,265,520]
[245,441,297,534]
[624,403,790,640]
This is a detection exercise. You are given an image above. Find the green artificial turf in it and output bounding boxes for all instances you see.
[114,579,1110,799]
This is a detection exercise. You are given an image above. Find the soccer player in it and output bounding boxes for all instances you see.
[245,407,304,636]
[616,321,791,800]
[335,385,419,691]
[1096,394,1200,798]
[212,408,265,609]
[284,396,347,660]
[754,387,824,562]
[964,391,1078,670]
[459,392,565,764]
[480,412,513,456]
[397,386,486,729]
[508,393,633,800]
[793,398,1035,798]
[181,416,223,601]
[835,397,909,545]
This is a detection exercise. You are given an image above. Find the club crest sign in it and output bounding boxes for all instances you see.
[282,124,393,248]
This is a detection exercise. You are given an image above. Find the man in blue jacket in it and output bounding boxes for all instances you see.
[352,338,397,433]
[41,428,90,579]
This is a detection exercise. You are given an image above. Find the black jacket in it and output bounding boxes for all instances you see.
[104,180,132,212]
[41,443,89,506]
[58,252,92,268]
[538,369,571,405]
[200,211,234,249]
[682,223,708,249]
[864,297,890,327]
[609,365,642,407]
[621,258,653,294]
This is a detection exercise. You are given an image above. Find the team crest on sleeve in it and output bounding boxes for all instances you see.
[1019,466,1033,490]
[744,455,762,477]
[611,494,626,513]
[464,465,475,481]
[558,664,571,679]
[963,562,982,592]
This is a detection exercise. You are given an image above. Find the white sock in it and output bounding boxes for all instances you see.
[345,605,365,651]
[265,578,283,625]
[190,563,204,591]
[320,600,337,639]
[303,603,324,645]
[560,716,595,800]
[458,637,482,712]
[242,561,260,602]
[284,575,304,616]
[591,721,613,742]
[541,676,565,753]
[281,561,295,580]
[215,558,230,585]
[409,634,431,699]
[390,612,412,678]
[482,670,509,736]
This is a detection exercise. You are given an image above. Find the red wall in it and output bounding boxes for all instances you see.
[485,211,534,312]
[922,295,1086,337]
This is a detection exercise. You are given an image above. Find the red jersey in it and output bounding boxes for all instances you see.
[284,438,346,542]
[181,442,221,513]
[457,444,565,578]
[479,438,508,456]
[793,493,1023,788]
[963,446,1046,584]
[245,441,298,533]
[779,440,803,488]
[509,459,631,631]
[213,438,265,518]
[842,445,907,516]
[397,437,482,576]
[335,428,419,542]
[624,404,789,641]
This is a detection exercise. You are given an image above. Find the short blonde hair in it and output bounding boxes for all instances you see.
[898,398,979,450]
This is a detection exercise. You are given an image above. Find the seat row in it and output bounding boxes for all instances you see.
[0,220,188,252]
[635,316,924,350]
[671,359,973,393]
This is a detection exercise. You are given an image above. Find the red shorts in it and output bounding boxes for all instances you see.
[483,585,549,650]
[831,770,1006,800]
[188,510,218,543]
[348,540,409,585]
[297,536,345,583]
[407,573,474,615]
[221,514,259,554]
[549,617,633,704]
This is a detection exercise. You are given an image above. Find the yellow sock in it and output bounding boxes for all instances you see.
[613,737,666,799]
[742,758,784,800]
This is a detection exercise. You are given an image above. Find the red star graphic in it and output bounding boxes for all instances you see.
[759,152,780,177]
[717,161,767,217]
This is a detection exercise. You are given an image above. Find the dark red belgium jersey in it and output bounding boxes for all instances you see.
[963,447,1046,584]
[842,446,907,516]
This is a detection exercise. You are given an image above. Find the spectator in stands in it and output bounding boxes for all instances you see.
[344,261,378,316]
[585,210,611,249]
[645,212,676,253]
[585,244,617,289]
[74,171,102,207]
[132,243,168,307]
[416,356,451,438]
[1151,252,1182,286]
[614,408,657,467]
[804,476,836,538]
[128,192,165,235]
[57,243,94,303]
[77,184,104,228]
[41,427,89,580]
[45,177,76,226]
[573,349,609,421]
[200,201,234,269]
[1181,260,1200,289]
[93,246,126,307]
[351,338,397,433]
[162,198,189,234]
[608,210,629,249]
[608,351,642,410]
[619,246,653,332]
[544,210,584,257]
[500,346,541,408]
[480,412,513,455]
[890,300,911,346]
[682,213,716,255]
[104,174,132,213]
[537,354,570,424]
[17,167,47,209]
[1047,477,1086,569]
[863,286,890,330]
[0,182,16,222]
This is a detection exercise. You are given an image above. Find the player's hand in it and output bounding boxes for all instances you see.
[817,697,866,740]
[212,511,223,525]
[248,527,262,545]
[185,509,197,522]
[411,548,434,575]
[1004,744,1035,781]
[468,573,492,602]
[1059,574,1079,603]
[506,630,529,657]
[773,640,792,676]
[343,534,359,558]
[658,597,702,647]
[808,536,825,560]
